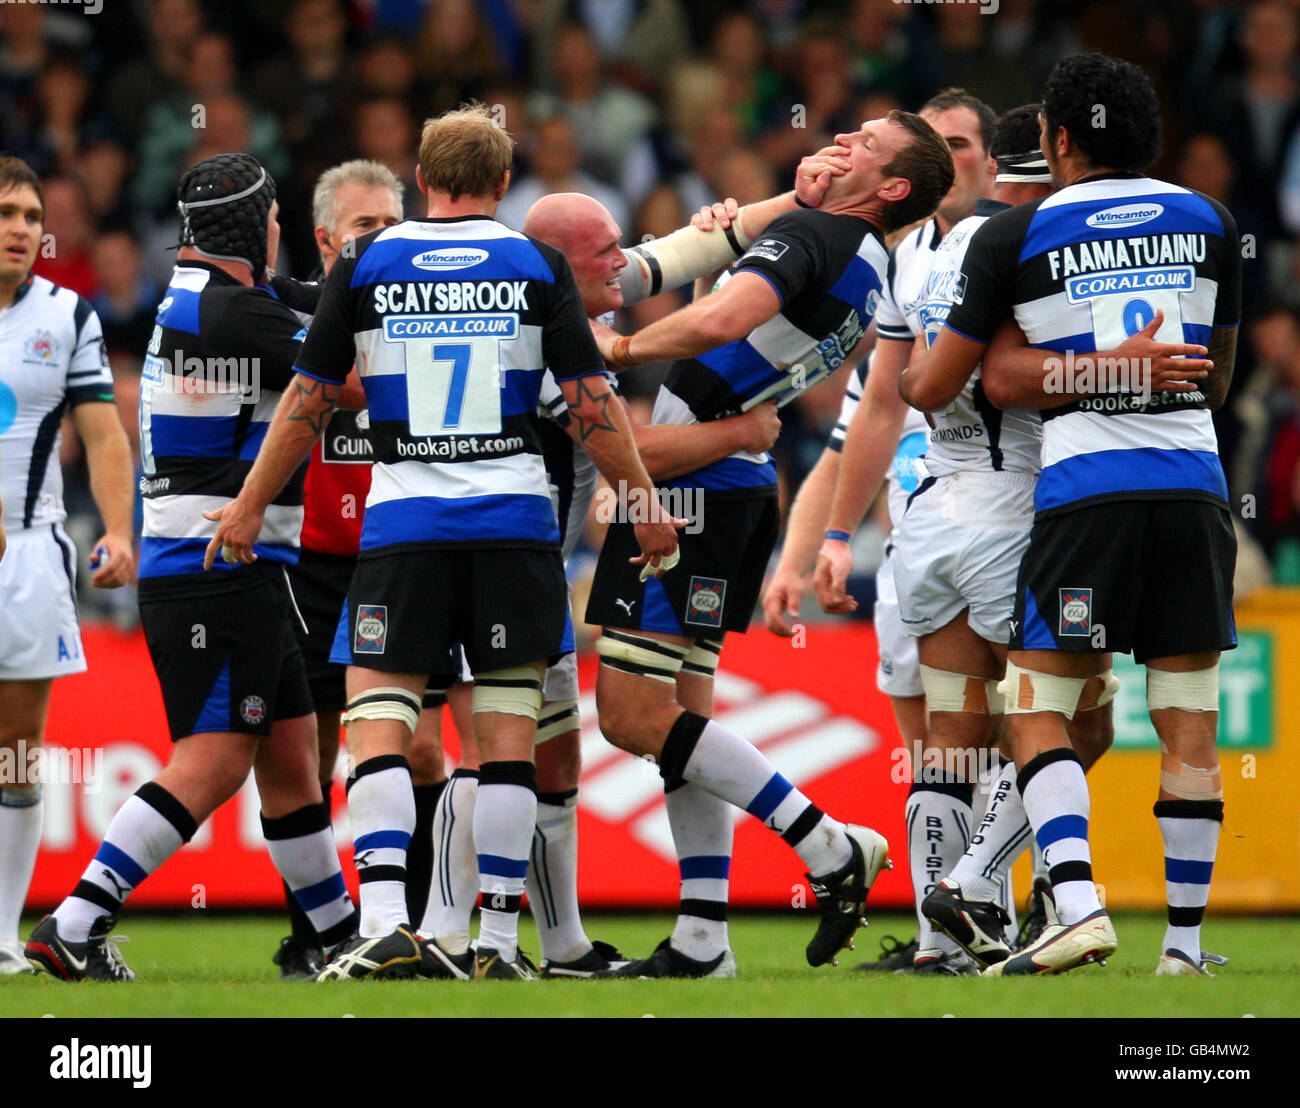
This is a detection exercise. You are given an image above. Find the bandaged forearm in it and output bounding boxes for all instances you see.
[620,214,753,304]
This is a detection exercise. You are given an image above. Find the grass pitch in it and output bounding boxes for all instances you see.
[1,912,1294,1019]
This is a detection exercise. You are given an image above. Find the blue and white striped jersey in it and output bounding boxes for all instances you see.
[0,274,114,531]
[138,263,317,578]
[294,217,606,552]
[652,208,889,492]
[944,176,1241,516]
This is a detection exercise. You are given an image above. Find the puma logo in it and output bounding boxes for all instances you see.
[1008,620,1020,635]
[101,868,131,899]
[615,598,636,616]
[354,850,376,868]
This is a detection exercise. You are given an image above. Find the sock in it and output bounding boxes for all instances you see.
[664,776,732,960]
[1018,748,1099,925]
[421,768,478,953]
[54,782,197,942]
[905,774,972,957]
[474,761,536,962]
[0,786,43,944]
[263,802,356,948]
[526,788,590,964]
[949,758,1032,904]
[661,712,850,876]
[405,781,446,927]
[346,754,414,939]
[1156,797,1223,962]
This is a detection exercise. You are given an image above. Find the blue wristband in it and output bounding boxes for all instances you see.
[825,530,851,543]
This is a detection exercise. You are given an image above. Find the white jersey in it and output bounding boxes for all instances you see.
[0,275,113,531]
[873,217,943,342]
[828,357,928,527]
[917,201,1043,478]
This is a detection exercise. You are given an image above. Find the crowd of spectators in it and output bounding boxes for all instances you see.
[4,0,1299,623]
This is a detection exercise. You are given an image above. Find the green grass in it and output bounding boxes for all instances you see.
[2,913,1294,1018]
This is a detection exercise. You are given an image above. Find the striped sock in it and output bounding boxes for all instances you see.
[262,802,356,948]
[661,712,850,876]
[527,788,590,964]
[949,759,1032,903]
[665,777,732,960]
[54,782,197,942]
[405,781,446,927]
[420,768,478,953]
[1156,798,1223,962]
[346,754,414,939]
[1018,748,1099,925]
[475,761,536,962]
[905,775,972,957]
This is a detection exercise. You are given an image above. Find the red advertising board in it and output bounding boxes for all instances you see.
[31,623,915,910]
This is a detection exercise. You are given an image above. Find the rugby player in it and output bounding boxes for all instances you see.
[587,112,954,974]
[900,54,1239,976]
[27,154,358,981]
[0,157,134,975]
[209,104,680,982]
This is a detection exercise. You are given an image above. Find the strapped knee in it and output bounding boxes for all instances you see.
[919,664,1002,714]
[341,687,422,735]
[473,666,544,720]
[596,629,687,685]
[536,699,579,744]
[1159,757,1223,800]
[998,661,1104,720]
[1146,666,1219,712]
[681,638,722,678]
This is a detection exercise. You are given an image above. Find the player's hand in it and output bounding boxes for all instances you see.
[795,145,851,209]
[762,565,806,636]
[735,400,781,454]
[0,521,6,565]
[692,197,741,232]
[813,538,857,615]
[590,317,621,364]
[89,531,134,588]
[202,497,264,570]
[630,502,688,579]
[1110,311,1212,392]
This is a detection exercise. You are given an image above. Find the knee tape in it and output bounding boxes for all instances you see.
[1147,666,1219,712]
[919,664,1001,714]
[1159,757,1223,801]
[341,687,423,735]
[535,699,579,744]
[596,629,687,685]
[472,666,544,720]
[998,661,1097,720]
[681,638,723,678]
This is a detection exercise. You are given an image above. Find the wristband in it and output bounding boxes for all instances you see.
[612,335,639,367]
[824,530,851,542]
[794,194,814,209]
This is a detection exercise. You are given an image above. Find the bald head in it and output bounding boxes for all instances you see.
[523,192,626,317]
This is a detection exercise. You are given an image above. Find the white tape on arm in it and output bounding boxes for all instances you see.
[621,213,752,304]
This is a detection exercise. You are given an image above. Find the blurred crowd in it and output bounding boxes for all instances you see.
[4,0,1300,625]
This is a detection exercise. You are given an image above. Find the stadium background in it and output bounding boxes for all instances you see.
[6,0,1299,911]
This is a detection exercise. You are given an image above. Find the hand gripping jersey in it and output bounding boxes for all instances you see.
[0,275,114,531]
[943,176,1241,516]
[138,265,315,578]
[652,208,889,491]
[916,199,1043,478]
[293,217,607,551]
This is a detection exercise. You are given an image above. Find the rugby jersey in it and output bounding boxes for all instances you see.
[294,217,606,552]
[0,274,114,531]
[652,208,889,492]
[828,356,929,527]
[944,176,1241,517]
[917,199,1043,477]
[138,264,316,578]
[873,216,942,343]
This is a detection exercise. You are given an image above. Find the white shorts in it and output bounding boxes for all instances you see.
[0,524,88,680]
[893,471,1037,644]
[874,546,922,698]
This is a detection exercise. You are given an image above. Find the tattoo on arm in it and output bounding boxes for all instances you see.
[569,376,618,443]
[286,376,340,436]
[1204,326,1238,411]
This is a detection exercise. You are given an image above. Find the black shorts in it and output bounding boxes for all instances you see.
[586,489,779,635]
[332,546,571,678]
[138,563,314,741]
[288,546,356,713]
[1011,498,1237,663]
